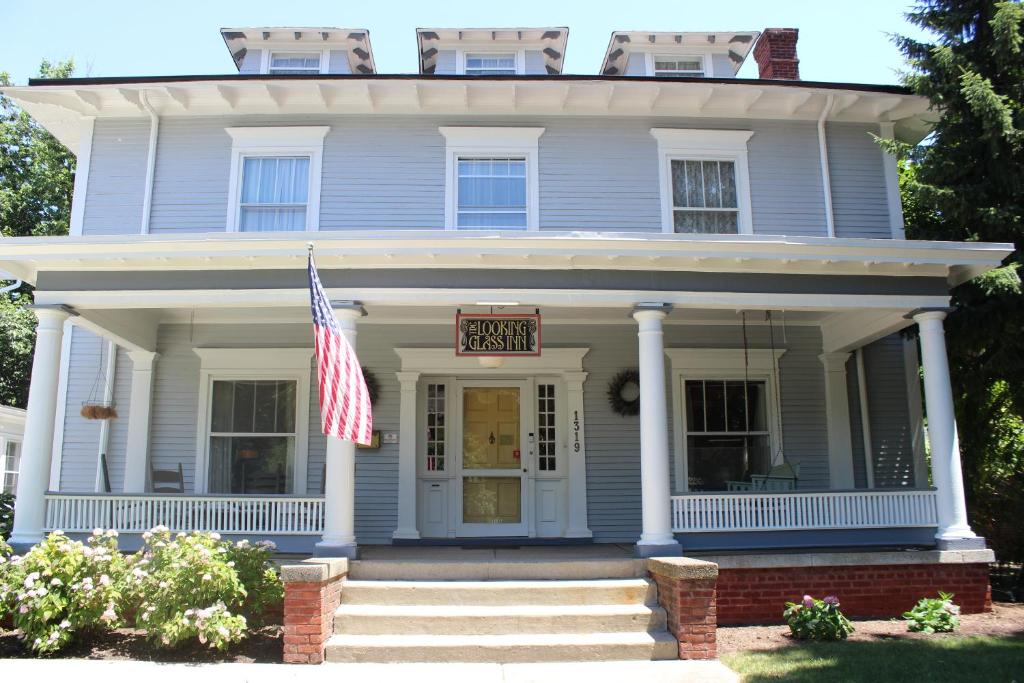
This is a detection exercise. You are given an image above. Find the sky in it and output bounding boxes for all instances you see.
[2,0,931,85]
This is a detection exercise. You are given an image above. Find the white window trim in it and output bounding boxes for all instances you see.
[665,348,786,493]
[439,127,544,231]
[651,128,755,235]
[224,126,329,233]
[260,47,331,75]
[646,53,708,78]
[458,49,525,75]
[193,348,312,495]
[1,435,21,495]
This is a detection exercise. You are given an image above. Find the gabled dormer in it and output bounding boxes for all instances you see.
[417,27,568,75]
[220,27,376,75]
[600,31,760,79]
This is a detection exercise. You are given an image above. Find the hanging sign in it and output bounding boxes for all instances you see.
[456,313,541,357]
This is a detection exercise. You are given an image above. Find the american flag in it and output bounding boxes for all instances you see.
[308,253,373,446]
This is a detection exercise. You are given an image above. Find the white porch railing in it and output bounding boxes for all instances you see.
[44,494,325,535]
[671,489,938,533]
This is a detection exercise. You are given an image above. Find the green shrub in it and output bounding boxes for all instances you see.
[125,527,282,650]
[783,594,855,641]
[903,592,960,633]
[0,530,129,653]
[0,493,14,540]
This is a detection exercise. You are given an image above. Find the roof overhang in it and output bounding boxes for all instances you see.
[417,27,568,74]
[220,27,375,74]
[2,75,934,154]
[602,31,760,76]
[0,231,1009,290]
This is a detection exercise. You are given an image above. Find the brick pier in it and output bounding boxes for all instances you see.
[281,558,348,664]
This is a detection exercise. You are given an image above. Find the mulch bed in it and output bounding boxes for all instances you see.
[717,602,1024,656]
[0,625,282,663]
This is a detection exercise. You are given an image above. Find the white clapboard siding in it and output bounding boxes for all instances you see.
[44,494,324,535]
[671,489,938,533]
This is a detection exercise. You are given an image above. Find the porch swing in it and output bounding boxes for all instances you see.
[723,311,799,492]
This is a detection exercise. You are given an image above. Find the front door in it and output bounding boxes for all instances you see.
[456,380,530,536]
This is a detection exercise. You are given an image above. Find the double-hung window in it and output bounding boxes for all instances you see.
[209,379,297,494]
[464,53,517,75]
[440,127,544,230]
[652,56,705,78]
[651,129,755,235]
[268,52,322,75]
[225,127,328,232]
[457,158,527,229]
[684,379,770,491]
[2,438,20,495]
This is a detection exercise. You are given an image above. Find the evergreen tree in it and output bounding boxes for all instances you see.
[895,1,1024,560]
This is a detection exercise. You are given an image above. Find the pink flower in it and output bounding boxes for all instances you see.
[823,596,840,606]
[802,595,814,608]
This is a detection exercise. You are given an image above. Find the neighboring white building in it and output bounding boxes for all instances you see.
[0,25,1009,561]
[0,406,26,496]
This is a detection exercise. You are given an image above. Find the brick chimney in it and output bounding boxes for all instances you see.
[753,28,800,80]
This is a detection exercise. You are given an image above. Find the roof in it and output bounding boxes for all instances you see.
[220,27,376,74]
[416,27,568,74]
[601,31,761,76]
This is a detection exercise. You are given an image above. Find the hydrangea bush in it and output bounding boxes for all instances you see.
[0,530,128,654]
[903,592,960,633]
[124,527,282,650]
[783,594,855,641]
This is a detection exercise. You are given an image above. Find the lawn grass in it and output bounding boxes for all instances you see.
[722,635,1024,682]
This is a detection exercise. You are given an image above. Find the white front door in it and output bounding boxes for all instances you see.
[455,379,531,537]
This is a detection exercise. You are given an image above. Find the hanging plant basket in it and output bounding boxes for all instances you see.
[607,369,641,417]
[80,403,118,420]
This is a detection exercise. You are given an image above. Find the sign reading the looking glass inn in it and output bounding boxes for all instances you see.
[456,313,541,357]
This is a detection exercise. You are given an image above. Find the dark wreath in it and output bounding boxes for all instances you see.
[362,367,381,406]
[607,369,641,416]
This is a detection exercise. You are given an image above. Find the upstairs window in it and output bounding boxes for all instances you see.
[268,52,322,74]
[670,159,738,234]
[440,127,544,230]
[457,158,527,229]
[651,128,754,235]
[464,53,517,75]
[225,127,328,232]
[653,56,705,78]
[239,156,310,232]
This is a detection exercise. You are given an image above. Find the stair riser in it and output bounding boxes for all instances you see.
[334,610,667,635]
[340,583,655,606]
[325,641,679,663]
[349,560,644,581]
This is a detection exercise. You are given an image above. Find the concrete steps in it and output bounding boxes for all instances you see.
[324,631,680,664]
[326,575,678,663]
[348,558,645,581]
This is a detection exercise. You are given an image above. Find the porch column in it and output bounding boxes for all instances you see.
[913,310,982,549]
[123,350,158,492]
[564,371,592,538]
[393,371,421,540]
[10,307,71,551]
[633,304,682,557]
[819,352,856,489]
[315,303,365,559]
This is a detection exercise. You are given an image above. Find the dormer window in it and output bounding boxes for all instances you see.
[464,53,518,75]
[652,55,705,78]
[268,52,322,75]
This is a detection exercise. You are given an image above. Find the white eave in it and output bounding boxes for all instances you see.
[1,77,935,154]
[0,231,1010,289]
[602,31,761,76]
[417,27,568,74]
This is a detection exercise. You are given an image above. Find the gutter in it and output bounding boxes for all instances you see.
[139,90,159,234]
[818,94,836,238]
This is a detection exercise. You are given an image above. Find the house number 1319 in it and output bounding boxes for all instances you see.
[572,410,581,453]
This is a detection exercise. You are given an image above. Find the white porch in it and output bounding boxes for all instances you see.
[3,232,1007,555]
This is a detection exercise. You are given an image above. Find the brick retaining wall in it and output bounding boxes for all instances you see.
[647,558,719,660]
[281,558,347,664]
[715,559,992,625]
